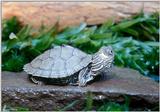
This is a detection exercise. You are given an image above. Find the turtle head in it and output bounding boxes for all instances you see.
[91,46,114,74]
[99,46,114,61]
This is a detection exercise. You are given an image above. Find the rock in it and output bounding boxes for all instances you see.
[2,2,159,30]
[2,67,159,111]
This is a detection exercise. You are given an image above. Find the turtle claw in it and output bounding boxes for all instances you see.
[30,76,45,86]
[69,82,79,86]
[37,81,45,86]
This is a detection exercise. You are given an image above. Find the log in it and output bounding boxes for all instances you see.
[2,2,159,29]
[2,67,159,111]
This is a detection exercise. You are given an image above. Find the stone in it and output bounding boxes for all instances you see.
[2,2,159,30]
[2,67,159,111]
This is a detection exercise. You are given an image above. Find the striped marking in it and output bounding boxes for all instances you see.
[92,59,103,66]
[92,56,101,64]
[91,64,104,72]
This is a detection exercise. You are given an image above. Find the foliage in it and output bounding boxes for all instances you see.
[2,16,22,41]
[59,100,79,111]
[2,105,29,112]
[2,20,58,72]
[2,12,159,81]
[85,92,94,110]
[98,95,130,111]
[110,12,159,41]
[59,93,158,111]
[60,93,130,111]
[2,94,159,111]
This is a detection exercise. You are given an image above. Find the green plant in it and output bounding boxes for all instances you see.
[110,12,159,41]
[2,19,58,72]
[85,92,94,110]
[60,93,130,111]
[2,16,22,41]
[98,95,130,111]
[59,100,79,111]
[98,102,125,111]
[2,105,29,112]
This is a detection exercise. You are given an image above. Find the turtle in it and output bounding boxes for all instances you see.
[23,45,114,86]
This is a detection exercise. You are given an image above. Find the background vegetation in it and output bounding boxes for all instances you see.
[2,12,159,111]
[2,12,159,82]
[2,93,159,111]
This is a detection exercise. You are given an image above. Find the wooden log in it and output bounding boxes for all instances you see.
[2,2,159,29]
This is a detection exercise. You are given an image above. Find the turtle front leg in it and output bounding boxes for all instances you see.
[78,67,94,86]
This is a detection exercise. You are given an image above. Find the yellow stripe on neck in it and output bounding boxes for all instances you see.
[99,52,108,59]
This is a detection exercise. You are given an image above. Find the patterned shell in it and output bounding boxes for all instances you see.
[23,45,92,78]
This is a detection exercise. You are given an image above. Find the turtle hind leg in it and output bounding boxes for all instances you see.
[29,75,45,85]
[66,74,79,86]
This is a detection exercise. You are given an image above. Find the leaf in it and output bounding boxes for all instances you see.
[53,38,69,45]
[114,54,125,66]
[2,54,28,72]
[140,23,153,34]
[131,61,145,75]
[27,48,42,57]
[16,25,31,40]
[17,41,31,50]
[9,32,18,39]
[2,42,8,53]
[72,37,90,45]
[6,38,18,51]
[32,26,57,51]
[58,22,87,39]
[2,105,29,111]
[60,100,79,111]
[31,35,53,51]
[142,30,156,41]
[97,18,114,33]
[146,22,159,34]
[121,28,139,37]
[85,92,93,111]
[111,18,146,31]
[145,41,159,47]
[2,16,21,41]
[98,102,123,111]
[90,40,102,48]
[90,33,113,40]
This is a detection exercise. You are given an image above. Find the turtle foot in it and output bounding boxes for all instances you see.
[29,75,45,86]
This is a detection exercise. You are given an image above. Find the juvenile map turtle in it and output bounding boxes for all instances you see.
[23,45,114,86]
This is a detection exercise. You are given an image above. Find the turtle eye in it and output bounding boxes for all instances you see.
[108,50,113,55]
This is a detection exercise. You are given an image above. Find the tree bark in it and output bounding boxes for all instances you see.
[2,2,159,29]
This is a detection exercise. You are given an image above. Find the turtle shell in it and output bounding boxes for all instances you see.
[23,45,92,78]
